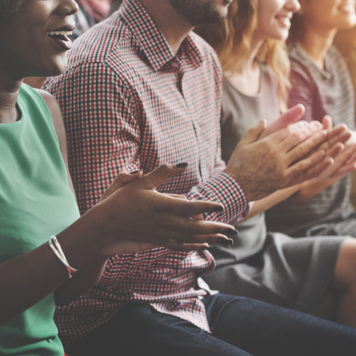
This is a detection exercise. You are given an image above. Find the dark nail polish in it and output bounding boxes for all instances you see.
[199,244,211,250]
[130,170,141,174]
[175,162,188,168]
[224,229,238,238]
[213,205,224,213]
[217,238,234,246]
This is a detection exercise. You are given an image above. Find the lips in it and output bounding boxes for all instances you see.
[338,2,356,14]
[275,14,292,28]
[47,27,74,51]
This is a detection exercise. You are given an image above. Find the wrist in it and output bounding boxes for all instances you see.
[84,203,119,249]
[223,168,253,200]
[57,204,117,268]
[223,168,239,185]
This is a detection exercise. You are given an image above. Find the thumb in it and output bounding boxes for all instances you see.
[100,171,142,201]
[262,104,305,138]
[117,171,143,185]
[139,163,188,189]
[239,119,267,145]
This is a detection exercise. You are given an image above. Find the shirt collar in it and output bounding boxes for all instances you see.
[120,0,203,71]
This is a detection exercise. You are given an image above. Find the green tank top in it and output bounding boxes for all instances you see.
[0,84,80,355]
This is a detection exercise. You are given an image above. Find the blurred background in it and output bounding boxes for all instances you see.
[334,26,356,206]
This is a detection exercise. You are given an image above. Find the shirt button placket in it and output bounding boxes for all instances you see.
[181,71,203,180]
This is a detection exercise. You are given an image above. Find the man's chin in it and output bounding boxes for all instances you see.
[189,8,229,26]
[169,0,230,27]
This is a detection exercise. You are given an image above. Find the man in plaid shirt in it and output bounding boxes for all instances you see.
[44,0,356,355]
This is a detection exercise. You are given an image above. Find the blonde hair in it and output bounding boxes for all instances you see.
[196,0,290,109]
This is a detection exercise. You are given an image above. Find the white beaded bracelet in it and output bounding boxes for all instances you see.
[48,235,78,279]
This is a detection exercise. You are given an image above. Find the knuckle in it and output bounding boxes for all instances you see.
[291,131,304,142]
[294,145,305,156]
[279,170,289,182]
[160,164,170,171]
[298,160,309,172]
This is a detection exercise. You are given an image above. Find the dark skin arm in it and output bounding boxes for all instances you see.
[38,89,239,305]
[0,89,237,322]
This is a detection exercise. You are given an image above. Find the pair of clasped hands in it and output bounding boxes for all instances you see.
[96,104,355,255]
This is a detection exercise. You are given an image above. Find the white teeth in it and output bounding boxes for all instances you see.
[47,30,73,36]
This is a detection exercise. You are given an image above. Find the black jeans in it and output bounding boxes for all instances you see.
[66,294,356,356]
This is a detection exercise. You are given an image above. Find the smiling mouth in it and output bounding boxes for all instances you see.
[47,30,73,51]
[275,15,292,28]
[339,3,356,13]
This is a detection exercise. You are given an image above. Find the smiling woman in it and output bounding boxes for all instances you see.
[197,0,356,336]
[0,0,78,78]
[266,0,356,237]
[47,28,75,51]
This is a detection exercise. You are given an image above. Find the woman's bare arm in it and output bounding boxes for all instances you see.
[0,91,238,316]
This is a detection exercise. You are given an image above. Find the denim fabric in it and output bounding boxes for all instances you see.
[67,294,356,356]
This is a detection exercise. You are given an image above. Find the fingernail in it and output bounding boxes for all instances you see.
[213,205,224,213]
[130,170,142,174]
[175,162,188,168]
[199,244,212,250]
[217,238,234,246]
[224,229,238,238]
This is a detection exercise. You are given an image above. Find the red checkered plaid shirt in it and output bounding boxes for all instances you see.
[44,0,248,343]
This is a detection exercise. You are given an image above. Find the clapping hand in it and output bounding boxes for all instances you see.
[97,164,236,255]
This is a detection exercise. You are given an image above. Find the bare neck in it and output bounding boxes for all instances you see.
[298,23,336,70]
[139,0,194,55]
[227,36,264,96]
[0,71,22,124]
[243,35,265,72]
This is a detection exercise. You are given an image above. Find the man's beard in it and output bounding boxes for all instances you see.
[168,0,230,26]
